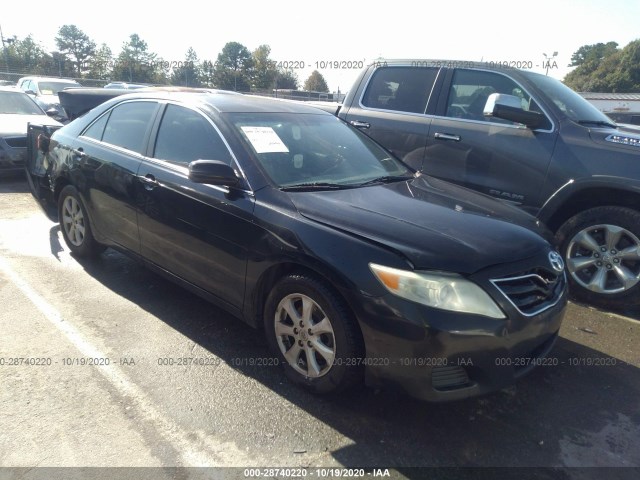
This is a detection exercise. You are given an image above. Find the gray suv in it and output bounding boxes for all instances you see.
[338,60,640,309]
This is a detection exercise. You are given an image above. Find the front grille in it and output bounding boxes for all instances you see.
[432,366,470,391]
[491,268,565,316]
[4,136,27,148]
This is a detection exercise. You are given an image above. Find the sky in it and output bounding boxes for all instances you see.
[1,0,639,91]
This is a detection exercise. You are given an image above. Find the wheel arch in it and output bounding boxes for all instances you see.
[52,175,73,204]
[247,260,360,334]
[540,179,640,232]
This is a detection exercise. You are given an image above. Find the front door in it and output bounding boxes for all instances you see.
[424,68,558,212]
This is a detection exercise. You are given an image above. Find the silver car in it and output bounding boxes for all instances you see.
[17,76,81,122]
[0,87,62,176]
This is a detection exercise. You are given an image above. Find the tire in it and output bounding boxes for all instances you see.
[58,185,105,257]
[264,274,364,394]
[556,206,640,309]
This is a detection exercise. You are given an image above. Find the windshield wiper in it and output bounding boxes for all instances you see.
[280,182,353,191]
[357,174,416,187]
[578,120,617,129]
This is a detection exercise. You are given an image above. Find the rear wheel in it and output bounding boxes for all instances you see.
[556,206,640,308]
[264,274,364,394]
[58,185,105,257]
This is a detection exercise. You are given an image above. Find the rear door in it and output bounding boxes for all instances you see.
[341,66,441,170]
[424,68,558,212]
[71,100,160,253]
[135,103,256,311]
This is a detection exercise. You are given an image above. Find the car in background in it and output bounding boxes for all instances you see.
[103,82,152,89]
[0,87,61,176]
[336,60,640,309]
[26,91,567,401]
[17,76,82,122]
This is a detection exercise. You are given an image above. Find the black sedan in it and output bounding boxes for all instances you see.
[27,91,567,401]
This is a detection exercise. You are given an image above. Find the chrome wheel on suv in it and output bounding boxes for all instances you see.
[558,206,640,308]
[567,224,640,294]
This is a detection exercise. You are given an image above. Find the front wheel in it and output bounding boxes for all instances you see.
[556,206,640,309]
[58,185,105,257]
[264,274,364,394]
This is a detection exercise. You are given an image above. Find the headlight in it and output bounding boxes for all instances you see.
[369,263,505,319]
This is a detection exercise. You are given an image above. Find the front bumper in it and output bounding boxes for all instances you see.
[0,137,27,176]
[348,255,568,402]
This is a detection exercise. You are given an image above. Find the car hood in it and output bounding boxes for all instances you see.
[590,126,640,152]
[289,176,550,274]
[39,94,61,106]
[0,114,62,137]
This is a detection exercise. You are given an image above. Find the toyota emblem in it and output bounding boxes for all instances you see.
[548,251,565,272]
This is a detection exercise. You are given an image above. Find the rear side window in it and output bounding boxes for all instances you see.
[362,67,438,114]
[153,104,233,165]
[102,101,157,154]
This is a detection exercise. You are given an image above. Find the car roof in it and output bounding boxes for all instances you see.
[0,86,26,93]
[18,76,81,84]
[376,59,540,77]
[110,90,332,115]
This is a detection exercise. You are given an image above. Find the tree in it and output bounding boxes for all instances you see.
[275,69,299,90]
[200,60,216,88]
[171,47,202,87]
[55,25,96,77]
[42,51,75,78]
[13,36,47,73]
[569,42,618,67]
[303,70,329,92]
[87,43,113,80]
[565,39,640,92]
[251,44,277,89]
[212,42,254,91]
[112,34,158,83]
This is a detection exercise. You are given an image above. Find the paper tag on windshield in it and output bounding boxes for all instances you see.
[241,126,289,153]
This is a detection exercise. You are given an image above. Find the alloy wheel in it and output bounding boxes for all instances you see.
[274,293,336,378]
[566,224,640,294]
[61,196,86,247]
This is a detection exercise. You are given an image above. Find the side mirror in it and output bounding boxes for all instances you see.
[25,90,37,96]
[188,160,239,186]
[483,93,544,129]
[45,107,59,118]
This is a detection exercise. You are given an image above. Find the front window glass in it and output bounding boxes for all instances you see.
[228,113,412,187]
[446,69,550,128]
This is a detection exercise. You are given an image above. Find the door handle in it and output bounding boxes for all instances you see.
[139,174,159,190]
[434,132,461,142]
[350,120,371,129]
[73,147,86,158]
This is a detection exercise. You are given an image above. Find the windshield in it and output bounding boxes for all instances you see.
[38,81,79,95]
[227,113,411,188]
[526,72,614,125]
[0,91,44,115]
